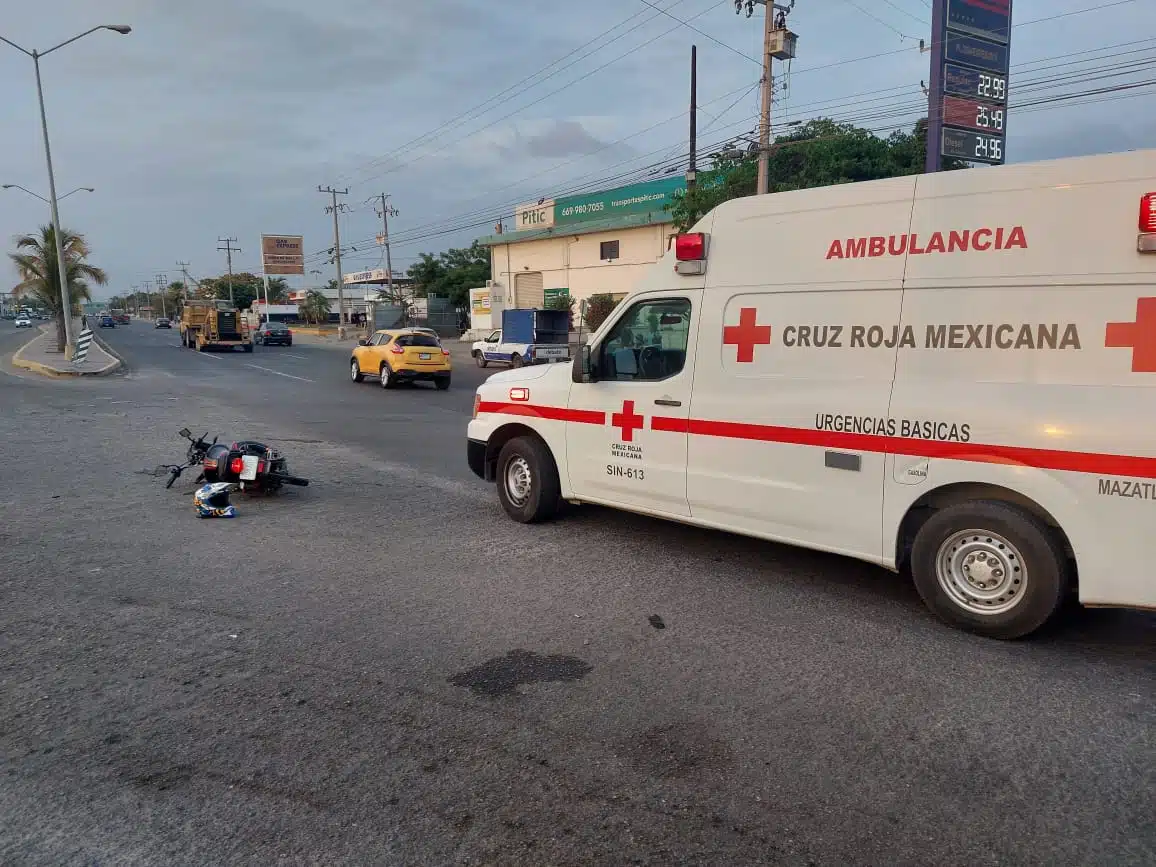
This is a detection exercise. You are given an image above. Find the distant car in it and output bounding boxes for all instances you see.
[115,314,130,324]
[155,317,171,329]
[254,321,292,346]
[15,316,32,328]
[99,315,116,328]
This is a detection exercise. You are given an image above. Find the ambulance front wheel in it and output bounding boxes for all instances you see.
[496,435,560,523]
[910,500,1070,640]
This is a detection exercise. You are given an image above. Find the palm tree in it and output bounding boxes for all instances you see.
[9,225,107,351]
[297,288,331,324]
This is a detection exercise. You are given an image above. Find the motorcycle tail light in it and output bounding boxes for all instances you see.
[258,460,267,474]
[229,457,245,475]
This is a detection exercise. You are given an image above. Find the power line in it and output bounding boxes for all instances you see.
[339,0,707,184]
[837,0,920,42]
[350,0,729,187]
[636,0,760,64]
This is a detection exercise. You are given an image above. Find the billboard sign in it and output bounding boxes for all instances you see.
[471,289,491,314]
[947,0,1011,44]
[943,63,1008,102]
[555,176,684,227]
[261,234,305,275]
[945,32,1009,73]
[516,199,555,231]
[942,127,1004,163]
[928,0,1013,169]
[942,94,1006,134]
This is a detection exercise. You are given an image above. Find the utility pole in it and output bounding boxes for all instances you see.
[176,260,191,300]
[141,280,152,316]
[688,44,697,191]
[217,237,240,306]
[319,185,349,325]
[155,272,168,319]
[757,5,774,195]
[371,193,400,303]
[739,0,797,195]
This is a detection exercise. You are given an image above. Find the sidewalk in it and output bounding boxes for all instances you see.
[12,322,121,377]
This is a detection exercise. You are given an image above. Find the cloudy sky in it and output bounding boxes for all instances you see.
[2,0,1152,298]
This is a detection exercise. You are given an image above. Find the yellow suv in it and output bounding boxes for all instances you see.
[350,329,452,390]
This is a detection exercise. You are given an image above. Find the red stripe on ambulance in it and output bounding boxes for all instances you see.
[477,403,1156,480]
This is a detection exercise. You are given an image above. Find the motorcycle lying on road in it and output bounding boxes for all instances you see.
[161,428,310,492]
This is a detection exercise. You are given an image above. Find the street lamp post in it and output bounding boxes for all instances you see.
[0,24,131,355]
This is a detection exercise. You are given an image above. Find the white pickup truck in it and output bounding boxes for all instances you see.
[471,328,569,369]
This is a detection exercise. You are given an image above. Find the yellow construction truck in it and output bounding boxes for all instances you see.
[180,299,252,352]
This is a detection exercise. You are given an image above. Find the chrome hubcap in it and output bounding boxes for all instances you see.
[350,362,358,380]
[936,529,1027,615]
[505,456,532,506]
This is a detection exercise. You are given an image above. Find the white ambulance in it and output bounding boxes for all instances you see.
[467,150,1156,639]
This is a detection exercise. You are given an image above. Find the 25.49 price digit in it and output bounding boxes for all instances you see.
[975,105,1004,132]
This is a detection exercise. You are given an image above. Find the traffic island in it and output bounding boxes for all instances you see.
[12,330,121,377]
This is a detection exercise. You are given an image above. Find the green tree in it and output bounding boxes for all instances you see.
[266,277,289,303]
[407,242,490,307]
[583,293,621,331]
[298,289,331,324]
[196,271,270,310]
[667,118,969,230]
[9,224,107,351]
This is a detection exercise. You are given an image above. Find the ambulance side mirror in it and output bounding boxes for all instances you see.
[573,344,597,383]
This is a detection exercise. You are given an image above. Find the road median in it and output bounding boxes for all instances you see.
[12,329,121,377]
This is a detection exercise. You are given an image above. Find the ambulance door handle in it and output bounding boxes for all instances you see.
[654,399,682,407]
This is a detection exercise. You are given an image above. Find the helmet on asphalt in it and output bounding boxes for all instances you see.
[194,482,236,518]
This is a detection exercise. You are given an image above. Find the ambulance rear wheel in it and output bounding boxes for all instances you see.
[910,500,1069,640]
[496,435,560,523]
[475,352,488,368]
[510,353,523,368]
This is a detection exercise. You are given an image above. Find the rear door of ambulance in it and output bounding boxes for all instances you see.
[886,150,1156,611]
[686,178,918,561]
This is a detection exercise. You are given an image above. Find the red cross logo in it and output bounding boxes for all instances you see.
[1105,297,1156,372]
[723,307,772,363]
[611,399,645,442]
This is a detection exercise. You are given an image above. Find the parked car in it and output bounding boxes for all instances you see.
[155,317,171,329]
[254,321,293,346]
[471,329,502,368]
[99,315,116,328]
[15,315,32,328]
[350,328,451,390]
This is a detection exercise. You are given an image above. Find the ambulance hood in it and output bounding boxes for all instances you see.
[484,364,562,385]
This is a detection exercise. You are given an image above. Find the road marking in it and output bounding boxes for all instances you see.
[283,353,307,359]
[192,351,222,361]
[245,363,315,383]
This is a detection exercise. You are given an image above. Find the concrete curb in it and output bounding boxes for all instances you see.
[11,332,122,378]
[91,330,127,367]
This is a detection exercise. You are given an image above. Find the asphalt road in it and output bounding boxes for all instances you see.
[1,319,1153,866]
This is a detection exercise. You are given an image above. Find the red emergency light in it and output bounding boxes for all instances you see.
[674,232,707,261]
[1141,194,1156,234]
[673,232,709,275]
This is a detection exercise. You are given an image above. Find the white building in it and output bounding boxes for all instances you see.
[473,177,685,332]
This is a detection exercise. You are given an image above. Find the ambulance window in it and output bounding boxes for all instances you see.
[600,299,691,381]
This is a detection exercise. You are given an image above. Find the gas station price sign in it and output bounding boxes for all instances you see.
[931,0,1014,167]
